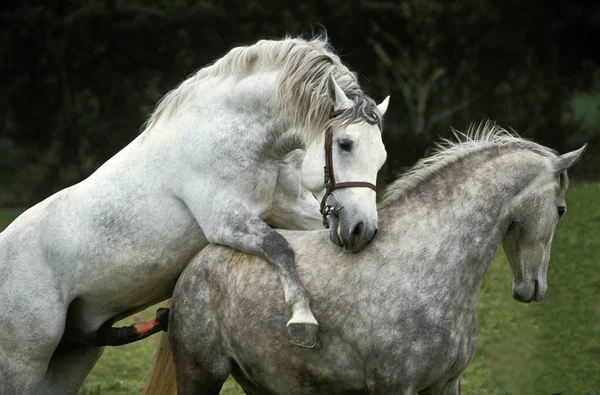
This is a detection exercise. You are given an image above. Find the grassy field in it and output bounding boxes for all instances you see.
[1,183,598,394]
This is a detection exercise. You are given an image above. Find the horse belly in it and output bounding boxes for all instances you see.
[62,237,207,342]
[46,194,208,337]
[80,225,205,307]
[230,342,367,395]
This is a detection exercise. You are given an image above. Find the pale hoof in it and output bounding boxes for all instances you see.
[287,323,321,349]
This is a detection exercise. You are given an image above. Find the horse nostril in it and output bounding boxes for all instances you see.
[373,228,378,237]
[351,222,364,238]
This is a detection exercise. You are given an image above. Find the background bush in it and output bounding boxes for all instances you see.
[1,0,599,206]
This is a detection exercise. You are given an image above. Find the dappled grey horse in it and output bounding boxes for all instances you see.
[165,125,585,394]
[0,37,389,394]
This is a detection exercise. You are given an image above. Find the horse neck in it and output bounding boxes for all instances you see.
[145,70,298,153]
[378,149,545,311]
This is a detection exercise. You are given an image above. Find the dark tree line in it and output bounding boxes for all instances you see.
[1,0,599,206]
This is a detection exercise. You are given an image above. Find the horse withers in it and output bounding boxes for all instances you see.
[164,126,585,394]
[0,37,389,394]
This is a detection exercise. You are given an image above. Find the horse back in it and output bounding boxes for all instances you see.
[171,241,369,394]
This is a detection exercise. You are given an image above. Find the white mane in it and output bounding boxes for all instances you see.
[142,36,380,144]
[380,121,558,207]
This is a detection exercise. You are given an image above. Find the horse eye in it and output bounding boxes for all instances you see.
[338,138,353,152]
[557,206,566,218]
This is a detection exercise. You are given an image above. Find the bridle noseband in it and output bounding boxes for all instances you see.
[319,110,377,228]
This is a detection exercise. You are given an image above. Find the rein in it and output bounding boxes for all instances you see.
[319,109,377,227]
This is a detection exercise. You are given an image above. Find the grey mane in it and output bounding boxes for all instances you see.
[380,122,558,207]
[142,36,381,144]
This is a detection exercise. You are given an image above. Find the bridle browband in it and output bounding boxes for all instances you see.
[319,109,377,227]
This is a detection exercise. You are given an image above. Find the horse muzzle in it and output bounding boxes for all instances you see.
[512,279,547,303]
[327,214,378,252]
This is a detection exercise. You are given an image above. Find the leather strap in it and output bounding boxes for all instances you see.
[319,109,377,227]
[333,181,377,191]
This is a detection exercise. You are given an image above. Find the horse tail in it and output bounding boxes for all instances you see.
[141,331,177,395]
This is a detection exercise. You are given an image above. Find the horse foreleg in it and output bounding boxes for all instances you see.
[261,230,321,349]
[200,204,320,349]
[94,307,169,346]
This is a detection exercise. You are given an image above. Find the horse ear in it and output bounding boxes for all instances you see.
[551,144,587,172]
[377,96,390,116]
[327,74,354,111]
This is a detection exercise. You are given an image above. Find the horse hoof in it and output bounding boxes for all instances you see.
[287,323,321,349]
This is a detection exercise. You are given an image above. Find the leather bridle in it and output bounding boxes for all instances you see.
[319,110,377,227]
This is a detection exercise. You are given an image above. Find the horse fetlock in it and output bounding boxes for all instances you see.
[287,322,321,350]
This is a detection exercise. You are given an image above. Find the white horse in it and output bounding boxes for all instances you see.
[0,37,389,394]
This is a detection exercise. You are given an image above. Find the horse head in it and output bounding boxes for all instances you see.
[503,144,586,302]
[302,74,388,252]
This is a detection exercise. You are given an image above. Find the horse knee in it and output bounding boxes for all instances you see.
[262,231,294,265]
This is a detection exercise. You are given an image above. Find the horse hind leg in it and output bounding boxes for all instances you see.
[0,341,60,395]
[170,334,230,395]
[167,264,231,395]
[230,361,266,395]
[0,261,67,394]
[37,343,103,395]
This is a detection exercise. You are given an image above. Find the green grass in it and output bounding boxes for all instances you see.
[461,182,600,394]
[78,309,164,395]
[1,184,598,394]
[78,305,244,395]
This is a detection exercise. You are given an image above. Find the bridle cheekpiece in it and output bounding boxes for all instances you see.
[319,109,377,228]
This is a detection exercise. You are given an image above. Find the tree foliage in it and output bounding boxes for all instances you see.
[1,0,599,205]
